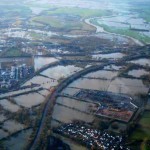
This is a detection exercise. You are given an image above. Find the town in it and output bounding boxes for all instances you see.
[53,122,130,150]
[0,63,34,91]
[0,0,150,150]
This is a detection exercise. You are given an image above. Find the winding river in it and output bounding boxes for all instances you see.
[84,17,144,46]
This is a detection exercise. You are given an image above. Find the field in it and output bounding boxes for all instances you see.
[130,111,150,140]
[99,24,150,44]
[0,48,30,57]
[132,2,150,22]
[30,7,113,32]
[46,7,112,18]
[0,4,31,18]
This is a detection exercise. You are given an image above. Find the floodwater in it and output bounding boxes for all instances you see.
[92,52,125,60]
[38,89,50,96]
[0,99,20,112]
[86,16,144,46]
[128,69,150,78]
[61,87,80,96]
[0,56,58,71]
[104,65,123,71]
[3,129,32,150]
[0,87,40,99]
[14,92,45,108]
[1,28,58,40]
[34,56,58,71]
[68,78,111,91]
[107,77,149,96]
[2,29,32,39]
[2,120,25,134]
[67,72,148,96]
[84,70,118,79]
[129,58,150,67]
[41,65,82,80]
[0,129,9,140]
[98,20,129,28]
[52,104,94,125]
[0,114,6,122]
[23,75,58,89]
[57,97,96,113]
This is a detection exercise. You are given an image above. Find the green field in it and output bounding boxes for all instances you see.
[30,7,113,31]
[130,111,150,140]
[31,15,95,32]
[46,7,113,18]
[0,48,30,57]
[94,22,150,44]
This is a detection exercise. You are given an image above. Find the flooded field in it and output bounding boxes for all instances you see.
[0,99,20,112]
[23,75,57,89]
[104,65,123,71]
[92,52,125,60]
[0,87,40,98]
[0,114,6,122]
[14,93,45,108]
[3,129,32,150]
[1,28,58,40]
[84,70,118,79]
[97,15,150,30]
[0,56,58,71]
[34,56,58,71]
[128,69,150,78]
[129,58,150,67]
[69,78,110,91]
[38,89,50,96]
[67,70,149,97]
[2,120,25,134]
[52,104,94,126]
[61,88,80,96]
[95,15,150,38]
[0,129,9,140]
[41,65,82,80]
[57,97,97,112]
[107,77,149,96]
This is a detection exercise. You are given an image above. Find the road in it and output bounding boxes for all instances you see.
[30,89,57,150]
[29,63,108,150]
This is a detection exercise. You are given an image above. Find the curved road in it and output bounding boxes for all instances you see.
[29,63,108,150]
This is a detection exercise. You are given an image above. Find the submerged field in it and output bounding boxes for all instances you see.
[0,0,150,149]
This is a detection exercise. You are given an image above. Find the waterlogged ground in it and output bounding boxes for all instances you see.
[2,120,25,134]
[52,104,94,125]
[0,99,20,112]
[41,65,82,80]
[0,0,150,149]
[14,93,45,108]
[0,114,6,122]
[92,52,125,60]
[34,57,58,71]
[128,69,150,78]
[84,70,118,80]
[0,57,58,71]
[104,65,123,71]
[3,129,32,150]
[129,58,150,67]
[64,69,149,97]
[0,129,9,140]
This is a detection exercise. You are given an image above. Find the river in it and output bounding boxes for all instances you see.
[85,17,144,46]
